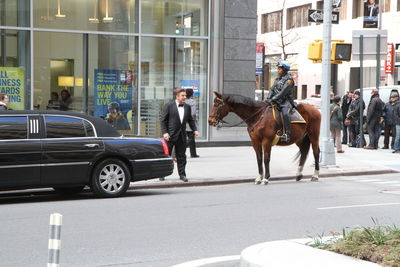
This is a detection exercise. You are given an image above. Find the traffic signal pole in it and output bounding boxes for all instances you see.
[320,0,336,165]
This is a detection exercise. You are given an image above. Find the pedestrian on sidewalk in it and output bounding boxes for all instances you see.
[341,91,352,144]
[364,88,384,149]
[382,93,398,149]
[185,89,200,158]
[330,95,344,153]
[346,90,365,148]
[392,95,400,153]
[160,88,199,182]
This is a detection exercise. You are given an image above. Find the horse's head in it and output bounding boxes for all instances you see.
[208,91,231,127]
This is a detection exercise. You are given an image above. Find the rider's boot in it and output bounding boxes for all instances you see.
[280,114,291,143]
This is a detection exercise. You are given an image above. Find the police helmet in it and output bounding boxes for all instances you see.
[277,61,291,71]
[108,102,120,111]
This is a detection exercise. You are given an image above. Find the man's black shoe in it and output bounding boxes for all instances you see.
[179,176,188,182]
[191,155,200,158]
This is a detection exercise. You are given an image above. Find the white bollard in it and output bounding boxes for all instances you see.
[47,213,63,267]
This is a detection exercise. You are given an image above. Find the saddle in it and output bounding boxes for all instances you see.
[270,105,306,146]
[271,105,306,124]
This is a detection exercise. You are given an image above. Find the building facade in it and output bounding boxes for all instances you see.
[257,0,400,98]
[0,0,257,142]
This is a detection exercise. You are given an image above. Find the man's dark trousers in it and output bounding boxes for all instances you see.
[384,124,396,148]
[167,134,187,177]
[367,119,381,148]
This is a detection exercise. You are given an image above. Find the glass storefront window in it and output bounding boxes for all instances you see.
[0,30,31,110]
[33,0,137,33]
[140,37,207,138]
[34,31,138,134]
[88,34,138,134]
[34,32,83,112]
[0,0,30,27]
[141,0,208,36]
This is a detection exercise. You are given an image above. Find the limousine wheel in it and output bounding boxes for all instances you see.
[53,186,85,195]
[91,159,130,197]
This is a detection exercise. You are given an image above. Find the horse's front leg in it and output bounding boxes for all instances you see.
[252,141,263,184]
[261,142,272,185]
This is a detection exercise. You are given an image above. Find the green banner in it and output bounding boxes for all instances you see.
[0,67,25,110]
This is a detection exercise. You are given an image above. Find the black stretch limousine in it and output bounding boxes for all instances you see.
[0,111,173,197]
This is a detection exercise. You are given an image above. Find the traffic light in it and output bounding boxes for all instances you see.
[331,43,352,61]
[308,42,323,61]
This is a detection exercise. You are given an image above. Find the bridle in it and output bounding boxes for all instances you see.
[210,97,268,128]
[209,97,229,127]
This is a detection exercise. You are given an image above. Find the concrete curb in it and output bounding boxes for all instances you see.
[240,239,381,267]
[130,169,399,190]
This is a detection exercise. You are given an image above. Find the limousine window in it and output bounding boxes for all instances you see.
[0,116,28,140]
[45,116,86,138]
[84,120,95,137]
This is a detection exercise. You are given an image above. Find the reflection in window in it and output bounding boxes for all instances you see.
[33,0,137,33]
[0,0,30,27]
[45,116,86,138]
[141,0,207,36]
[0,116,28,139]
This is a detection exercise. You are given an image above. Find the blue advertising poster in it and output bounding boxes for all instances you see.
[94,69,133,130]
[180,80,200,96]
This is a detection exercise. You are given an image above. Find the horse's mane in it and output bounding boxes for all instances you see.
[223,94,265,107]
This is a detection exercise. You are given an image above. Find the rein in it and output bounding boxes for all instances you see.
[216,103,268,129]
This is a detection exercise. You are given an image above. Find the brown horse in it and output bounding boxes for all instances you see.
[208,92,321,185]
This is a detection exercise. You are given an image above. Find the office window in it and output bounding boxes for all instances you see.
[353,0,363,18]
[287,4,311,29]
[383,0,391,12]
[315,85,321,95]
[261,11,282,33]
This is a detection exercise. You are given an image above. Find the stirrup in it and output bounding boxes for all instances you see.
[280,134,290,142]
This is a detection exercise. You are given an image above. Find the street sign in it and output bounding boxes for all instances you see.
[255,43,264,75]
[352,30,388,60]
[308,9,339,24]
[333,0,341,8]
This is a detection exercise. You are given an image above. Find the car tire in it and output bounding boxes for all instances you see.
[91,159,131,198]
[53,186,85,195]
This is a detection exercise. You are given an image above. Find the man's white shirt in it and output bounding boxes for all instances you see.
[176,100,184,123]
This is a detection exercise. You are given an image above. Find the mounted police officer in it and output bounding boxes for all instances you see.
[265,61,295,142]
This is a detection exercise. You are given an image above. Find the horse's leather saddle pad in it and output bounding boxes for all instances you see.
[272,106,306,124]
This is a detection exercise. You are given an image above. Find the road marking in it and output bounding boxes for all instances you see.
[356,179,383,182]
[373,181,400,184]
[318,202,400,210]
[171,255,240,267]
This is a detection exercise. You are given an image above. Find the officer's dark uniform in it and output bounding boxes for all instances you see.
[266,71,295,142]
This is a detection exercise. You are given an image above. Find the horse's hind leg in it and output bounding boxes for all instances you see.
[311,139,320,181]
[261,142,272,185]
[251,141,263,184]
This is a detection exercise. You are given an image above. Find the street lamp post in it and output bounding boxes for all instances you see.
[320,0,336,165]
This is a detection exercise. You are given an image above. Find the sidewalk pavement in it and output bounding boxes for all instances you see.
[133,142,400,189]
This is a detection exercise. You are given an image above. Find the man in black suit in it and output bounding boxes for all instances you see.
[160,88,199,182]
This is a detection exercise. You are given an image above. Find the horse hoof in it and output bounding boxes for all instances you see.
[296,175,303,181]
[255,180,261,185]
[311,176,319,182]
[261,179,269,185]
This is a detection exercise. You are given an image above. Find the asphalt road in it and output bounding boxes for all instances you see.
[1,173,400,267]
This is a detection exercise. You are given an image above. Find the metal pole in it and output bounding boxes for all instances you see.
[376,34,381,89]
[359,35,364,148]
[261,45,265,101]
[48,213,63,267]
[320,0,336,165]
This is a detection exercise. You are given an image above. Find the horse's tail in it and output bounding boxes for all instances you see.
[294,134,311,167]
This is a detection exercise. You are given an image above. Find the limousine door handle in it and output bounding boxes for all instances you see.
[84,143,100,148]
